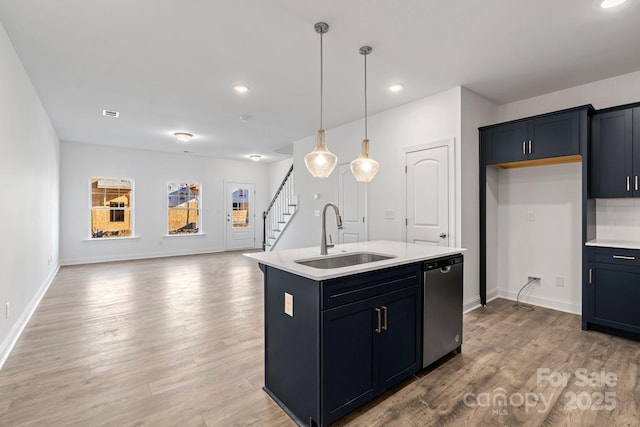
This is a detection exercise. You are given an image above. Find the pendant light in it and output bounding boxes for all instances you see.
[304,22,337,178]
[350,46,379,182]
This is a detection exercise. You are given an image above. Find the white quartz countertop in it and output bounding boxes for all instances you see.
[585,239,640,250]
[244,240,466,281]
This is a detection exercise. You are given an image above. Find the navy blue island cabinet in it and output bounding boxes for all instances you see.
[590,105,640,198]
[260,262,422,427]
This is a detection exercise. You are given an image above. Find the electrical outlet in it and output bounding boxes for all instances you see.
[556,276,565,288]
[528,274,543,286]
[5,302,9,319]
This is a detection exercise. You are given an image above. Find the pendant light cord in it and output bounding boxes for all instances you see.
[320,30,323,130]
[364,52,368,139]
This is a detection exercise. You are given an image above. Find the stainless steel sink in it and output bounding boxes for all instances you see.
[295,252,395,269]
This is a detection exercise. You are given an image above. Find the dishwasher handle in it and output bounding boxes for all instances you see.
[440,266,451,273]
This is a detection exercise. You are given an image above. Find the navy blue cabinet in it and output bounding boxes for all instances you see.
[484,110,580,165]
[321,285,420,425]
[262,263,422,427]
[585,247,640,338]
[590,108,635,198]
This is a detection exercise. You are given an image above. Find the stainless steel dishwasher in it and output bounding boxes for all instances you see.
[423,254,463,368]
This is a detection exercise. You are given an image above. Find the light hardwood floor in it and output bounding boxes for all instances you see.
[0,252,638,426]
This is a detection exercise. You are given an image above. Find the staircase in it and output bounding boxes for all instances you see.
[263,165,297,251]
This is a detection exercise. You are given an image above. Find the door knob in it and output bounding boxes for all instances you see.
[440,233,447,238]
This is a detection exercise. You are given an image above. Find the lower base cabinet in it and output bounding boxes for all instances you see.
[585,247,640,337]
[322,285,420,425]
[262,263,422,427]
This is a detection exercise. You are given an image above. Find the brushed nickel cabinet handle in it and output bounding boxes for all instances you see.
[627,176,631,192]
[613,255,635,260]
[635,176,638,191]
[589,268,592,284]
[522,141,526,155]
[528,140,532,154]
[381,306,388,331]
[375,308,382,333]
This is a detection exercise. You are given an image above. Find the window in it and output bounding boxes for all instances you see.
[167,182,201,235]
[91,178,133,238]
[231,187,250,228]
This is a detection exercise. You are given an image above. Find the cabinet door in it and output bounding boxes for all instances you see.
[634,107,640,197]
[378,285,421,392]
[591,109,633,198]
[321,297,377,425]
[527,111,580,159]
[589,264,640,334]
[484,121,528,165]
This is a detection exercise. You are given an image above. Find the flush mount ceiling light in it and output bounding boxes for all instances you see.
[304,22,337,178]
[601,0,626,7]
[350,46,380,183]
[388,83,404,93]
[233,84,249,93]
[174,132,194,143]
[249,154,262,161]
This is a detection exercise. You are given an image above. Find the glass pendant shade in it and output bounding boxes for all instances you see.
[350,139,379,182]
[305,129,337,178]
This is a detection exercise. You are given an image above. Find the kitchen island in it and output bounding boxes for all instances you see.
[245,240,465,427]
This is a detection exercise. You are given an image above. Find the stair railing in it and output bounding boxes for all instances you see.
[263,164,294,250]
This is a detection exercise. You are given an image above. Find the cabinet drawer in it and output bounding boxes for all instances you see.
[320,264,421,310]
[587,247,640,267]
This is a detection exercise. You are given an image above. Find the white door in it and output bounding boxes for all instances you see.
[406,145,450,246]
[225,182,256,250]
[338,164,366,243]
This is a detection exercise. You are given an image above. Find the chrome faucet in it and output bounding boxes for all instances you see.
[321,202,343,255]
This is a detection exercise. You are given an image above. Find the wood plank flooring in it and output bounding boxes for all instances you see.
[0,252,638,426]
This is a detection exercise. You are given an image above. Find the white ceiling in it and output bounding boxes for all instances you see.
[1,0,640,162]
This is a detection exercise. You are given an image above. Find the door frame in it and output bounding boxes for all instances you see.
[402,138,456,246]
[224,180,257,250]
[338,162,368,243]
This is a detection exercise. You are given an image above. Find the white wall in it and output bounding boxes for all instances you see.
[277,87,462,249]
[0,22,60,367]
[489,70,640,314]
[268,158,294,198]
[276,88,502,307]
[60,142,270,264]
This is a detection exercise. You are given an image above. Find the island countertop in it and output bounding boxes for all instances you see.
[244,240,466,281]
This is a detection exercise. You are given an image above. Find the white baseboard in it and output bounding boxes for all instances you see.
[0,264,60,370]
[61,248,226,266]
[497,289,581,315]
[463,295,481,313]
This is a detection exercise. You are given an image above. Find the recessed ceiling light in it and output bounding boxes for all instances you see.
[174,132,194,143]
[388,83,404,93]
[601,0,626,8]
[240,114,251,123]
[249,154,262,161]
[103,109,119,118]
[233,85,249,93]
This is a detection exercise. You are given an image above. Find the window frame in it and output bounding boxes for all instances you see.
[166,181,202,236]
[89,177,135,239]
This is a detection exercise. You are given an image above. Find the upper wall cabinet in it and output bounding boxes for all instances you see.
[482,110,581,167]
[590,106,640,198]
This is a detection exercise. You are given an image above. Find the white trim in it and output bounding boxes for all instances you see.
[166,180,203,236]
[0,265,60,370]
[88,176,135,239]
[401,138,457,246]
[162,233,207,238]
[83,236,141,241]
[60,248,225,266]
[497,289,581,315]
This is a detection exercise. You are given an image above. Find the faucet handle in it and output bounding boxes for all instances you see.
[327,234,334,249]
